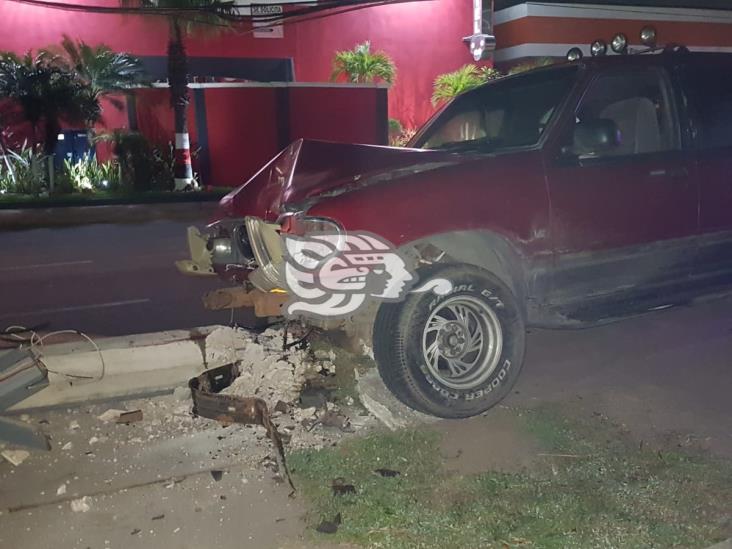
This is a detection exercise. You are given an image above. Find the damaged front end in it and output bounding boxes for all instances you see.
[177,138,448,318]
[177,215,291,317]
[175,219,259,281]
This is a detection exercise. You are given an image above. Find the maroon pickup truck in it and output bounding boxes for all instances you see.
[179,50,732,418]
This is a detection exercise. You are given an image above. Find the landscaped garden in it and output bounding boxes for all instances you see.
[0,36,222,205]
[0,30,553,206]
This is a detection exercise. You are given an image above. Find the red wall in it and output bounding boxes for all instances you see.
[0,0,474,128]
[106,84,387,187]
[203,87,280,188]
[288,87,384,143]
[2,81,386,187]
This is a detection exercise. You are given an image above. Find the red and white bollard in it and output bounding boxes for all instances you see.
[174,132,196,191]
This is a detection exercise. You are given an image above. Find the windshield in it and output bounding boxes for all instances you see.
[414,66,579,152]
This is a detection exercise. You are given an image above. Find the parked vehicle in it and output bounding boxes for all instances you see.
[179,50,732,418]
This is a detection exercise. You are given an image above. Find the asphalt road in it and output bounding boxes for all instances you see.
[0,219,256,337]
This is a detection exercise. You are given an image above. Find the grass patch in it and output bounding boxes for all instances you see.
[290,406,732,548]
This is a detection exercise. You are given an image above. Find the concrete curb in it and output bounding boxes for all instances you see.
[355,369,436,429]
[7,326,221,411]
[0,201,218,231]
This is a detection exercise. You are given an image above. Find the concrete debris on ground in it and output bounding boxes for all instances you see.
[0,325,410,547]
[206,326,333,407]
[70,496,91,513]
[1,449,30,466]
[356,368,436,430]
[97,409,127,422]
[196,326,368,450]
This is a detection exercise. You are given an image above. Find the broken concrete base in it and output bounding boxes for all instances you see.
[355,369,435,430]
[7,327,221,411]
[7,323,431,437]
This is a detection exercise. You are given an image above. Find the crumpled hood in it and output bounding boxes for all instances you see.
[215,139,458,222]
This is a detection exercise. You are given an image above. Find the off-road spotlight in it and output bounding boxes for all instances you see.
[566,47,583,62]
[640,26,657,47]
[611,33,628,54]
[590,39,608,57]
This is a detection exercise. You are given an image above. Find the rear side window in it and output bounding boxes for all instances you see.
[682,64,732,150]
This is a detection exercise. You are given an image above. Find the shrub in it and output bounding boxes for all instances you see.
[0,141,49,195]
[388,119,417,147]
[103,130,198,192]
[432,64,504,106]
[331,42,396,85]
[507,57,555,75]
[58,152,120,193]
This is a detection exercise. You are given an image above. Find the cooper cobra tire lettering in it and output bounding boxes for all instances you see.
[373,264,526,419]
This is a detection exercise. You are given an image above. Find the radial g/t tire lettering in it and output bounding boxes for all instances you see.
[373,264,526,418]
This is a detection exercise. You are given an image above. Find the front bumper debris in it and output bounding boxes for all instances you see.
[202,286,288,317]
[175,226,215,277]
[189,363,294,493]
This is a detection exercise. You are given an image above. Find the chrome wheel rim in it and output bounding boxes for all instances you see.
[421,296,503,390]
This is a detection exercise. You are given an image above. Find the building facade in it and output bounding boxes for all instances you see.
[0,0,482,129]
[493,1,732,67]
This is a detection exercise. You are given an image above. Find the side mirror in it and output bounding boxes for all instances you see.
[572,118,621,156]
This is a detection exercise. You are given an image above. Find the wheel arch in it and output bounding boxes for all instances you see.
[400,230,529,305]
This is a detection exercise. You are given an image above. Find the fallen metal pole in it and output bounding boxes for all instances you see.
[0,348,50,449]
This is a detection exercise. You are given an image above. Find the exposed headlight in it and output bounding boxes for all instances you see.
[245,217,285,291]
[213,238,232,256]
[210,237,233,263]
[280,214,342,236]
[300,217,342,235]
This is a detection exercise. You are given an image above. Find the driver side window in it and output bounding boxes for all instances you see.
[424,109,488,148]
[571,68,679,158]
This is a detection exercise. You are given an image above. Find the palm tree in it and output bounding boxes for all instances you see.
[52,35,147,107]
[0,52,99,154]
[121,0,234,190]
[331,42,396,85]
[431,64,503,106]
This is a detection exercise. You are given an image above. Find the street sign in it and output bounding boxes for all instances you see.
[253,4,284,39]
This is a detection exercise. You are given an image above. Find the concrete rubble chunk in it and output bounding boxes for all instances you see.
[356,369,435,430]
[173,386,191,401]
[70,496,91,513]
[97,409,127,423]
[207,326,317,407]
[1,449,30,466]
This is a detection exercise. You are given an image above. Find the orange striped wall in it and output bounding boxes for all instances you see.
[493,3,732,63]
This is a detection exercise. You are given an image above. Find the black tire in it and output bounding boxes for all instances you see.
[373,264,526,418]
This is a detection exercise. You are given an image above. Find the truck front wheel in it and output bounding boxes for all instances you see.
[373,265,526,418]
